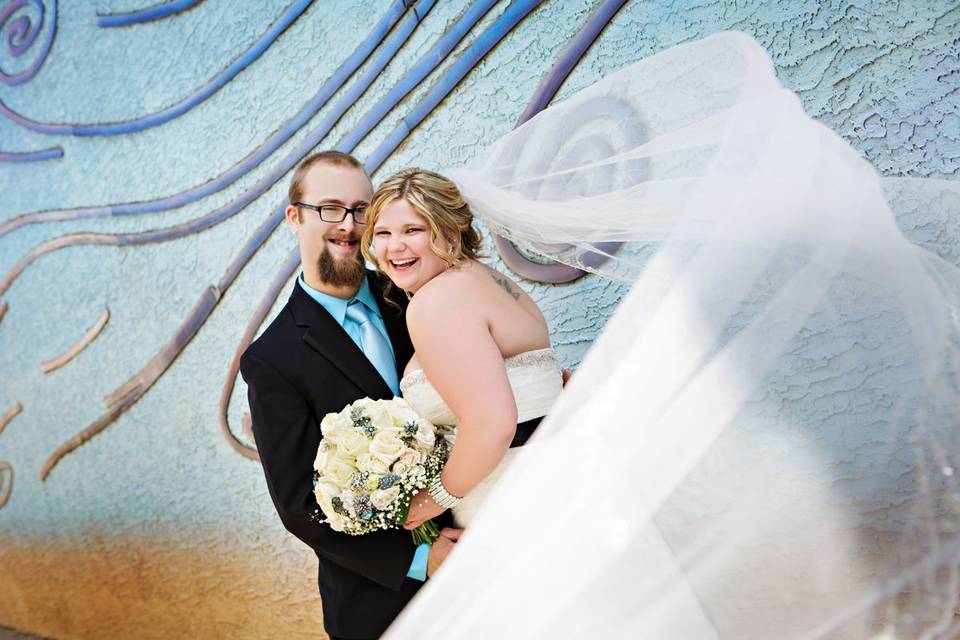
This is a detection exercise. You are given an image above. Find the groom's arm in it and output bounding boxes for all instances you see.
[241,351,417,591]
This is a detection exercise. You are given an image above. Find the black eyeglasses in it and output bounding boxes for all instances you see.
[295,202,368,224]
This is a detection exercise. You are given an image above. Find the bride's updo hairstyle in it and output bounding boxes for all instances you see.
[362,168,483,270]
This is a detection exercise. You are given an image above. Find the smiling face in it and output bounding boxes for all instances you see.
[286,161,372,296]
[372,198,453,294]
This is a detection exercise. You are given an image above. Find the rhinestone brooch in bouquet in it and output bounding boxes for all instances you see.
[312,397,454,544]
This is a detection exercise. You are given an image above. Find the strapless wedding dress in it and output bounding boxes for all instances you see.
[399,347,562,526]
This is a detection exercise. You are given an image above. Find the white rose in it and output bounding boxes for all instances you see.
[413,422,436,450]
[321,456,355,488]
[388,398,421,425]
[313,442,338,472]
[392,460,411,476]
[366,401,400,433]
[338,491,357,518]
[324,511,348,533]
[370,485,401,510]
[314,480,339,506]
[396,448,421,469]
[339,429,369,457]
[389,396,412,412]
[369,432,404,466]
[314,481,341,523]
[352,398,375,412]
[356,452,389,475]
[320,412,352,444]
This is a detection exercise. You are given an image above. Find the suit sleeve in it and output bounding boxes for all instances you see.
[240,351,416,591]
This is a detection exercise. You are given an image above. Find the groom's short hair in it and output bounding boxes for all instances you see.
[288,150,367,205]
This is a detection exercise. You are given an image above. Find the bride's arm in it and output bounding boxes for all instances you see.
[407,278,518,499]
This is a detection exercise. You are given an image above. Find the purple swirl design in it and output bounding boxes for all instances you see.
[0,0,311,136]
[97,0,202,28]
[0,145,61,161]
[7,14,31,54]
[1,0,55,86]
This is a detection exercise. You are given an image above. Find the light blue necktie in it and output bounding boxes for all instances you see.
[345,300,400,395]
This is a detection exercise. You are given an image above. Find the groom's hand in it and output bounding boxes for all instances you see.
[427,528,463,577]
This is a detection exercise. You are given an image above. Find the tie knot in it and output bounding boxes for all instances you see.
[346,299,370,324]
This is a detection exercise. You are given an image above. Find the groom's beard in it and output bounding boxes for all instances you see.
[316,239,365,288]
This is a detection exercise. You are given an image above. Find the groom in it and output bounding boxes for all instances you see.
[240,151,459,640]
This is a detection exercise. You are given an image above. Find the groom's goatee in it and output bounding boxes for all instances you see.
[317,245,365,288]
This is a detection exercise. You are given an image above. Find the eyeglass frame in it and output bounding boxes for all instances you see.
[294,201,369,224]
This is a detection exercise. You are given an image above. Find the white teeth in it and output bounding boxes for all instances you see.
[392,258,416,267]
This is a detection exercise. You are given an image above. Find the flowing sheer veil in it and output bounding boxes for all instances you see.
[387,32,960,639]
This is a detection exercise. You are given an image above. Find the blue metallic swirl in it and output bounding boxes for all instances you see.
[0,0,55,86]
[97,0,202,28]
[493,0,630,283]
[363,0,542,170]
[0,0,409,237]
[0,0,310,135]
[0,145,61,161]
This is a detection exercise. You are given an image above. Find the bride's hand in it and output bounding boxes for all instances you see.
[404,490,446,530]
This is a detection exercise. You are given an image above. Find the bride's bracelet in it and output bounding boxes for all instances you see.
[428,477,462,509]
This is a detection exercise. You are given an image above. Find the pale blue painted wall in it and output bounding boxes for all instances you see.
[0,1,957,637]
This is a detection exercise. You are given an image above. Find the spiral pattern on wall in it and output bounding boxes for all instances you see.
[0,0,54,86]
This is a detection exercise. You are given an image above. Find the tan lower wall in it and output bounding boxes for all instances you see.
[0,534,326,640]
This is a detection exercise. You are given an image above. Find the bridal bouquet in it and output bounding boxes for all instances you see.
[312,397,454,544]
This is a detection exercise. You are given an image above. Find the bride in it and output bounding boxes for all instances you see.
[372,31,957,639]
[360,168,563,528]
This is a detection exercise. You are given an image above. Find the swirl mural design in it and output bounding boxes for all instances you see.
[0,0,311,135]
[0,0,629,479]
[0,0,54,86]
[0,403,21,509]
[96,0,203,29]
[0,144,59,161]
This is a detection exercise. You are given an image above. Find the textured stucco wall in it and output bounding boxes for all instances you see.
[0,1,957,638]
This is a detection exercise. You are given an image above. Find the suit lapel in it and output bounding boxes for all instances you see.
[289,280,393,399]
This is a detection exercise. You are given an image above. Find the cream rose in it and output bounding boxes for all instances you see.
[313,442,338,472]
[388,398,421,426]
[356,451,389,475]
[413,422,436,450]
[339,429,368,457]
[370,486,401,510]
[396,447,420,469]
[324,510,348,533]
[338,491,357,518]
[314,481,339,509]
[369,432,404,466]
[352,398,375,412]
[365,402,400,433]
[321,456,355,488]
[320,412,352,443]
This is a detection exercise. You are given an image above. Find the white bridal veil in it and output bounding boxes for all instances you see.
[387,32,960,639]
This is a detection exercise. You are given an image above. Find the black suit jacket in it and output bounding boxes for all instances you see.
[240,272,438,639]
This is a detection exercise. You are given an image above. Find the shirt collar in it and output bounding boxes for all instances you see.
[297,273,380,326]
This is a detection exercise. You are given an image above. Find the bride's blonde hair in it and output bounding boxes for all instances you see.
[361,168,483,271]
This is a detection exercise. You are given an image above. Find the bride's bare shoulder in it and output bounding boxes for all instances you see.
[406,261,485,319]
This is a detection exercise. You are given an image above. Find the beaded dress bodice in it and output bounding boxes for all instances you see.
[398,347,562,426]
